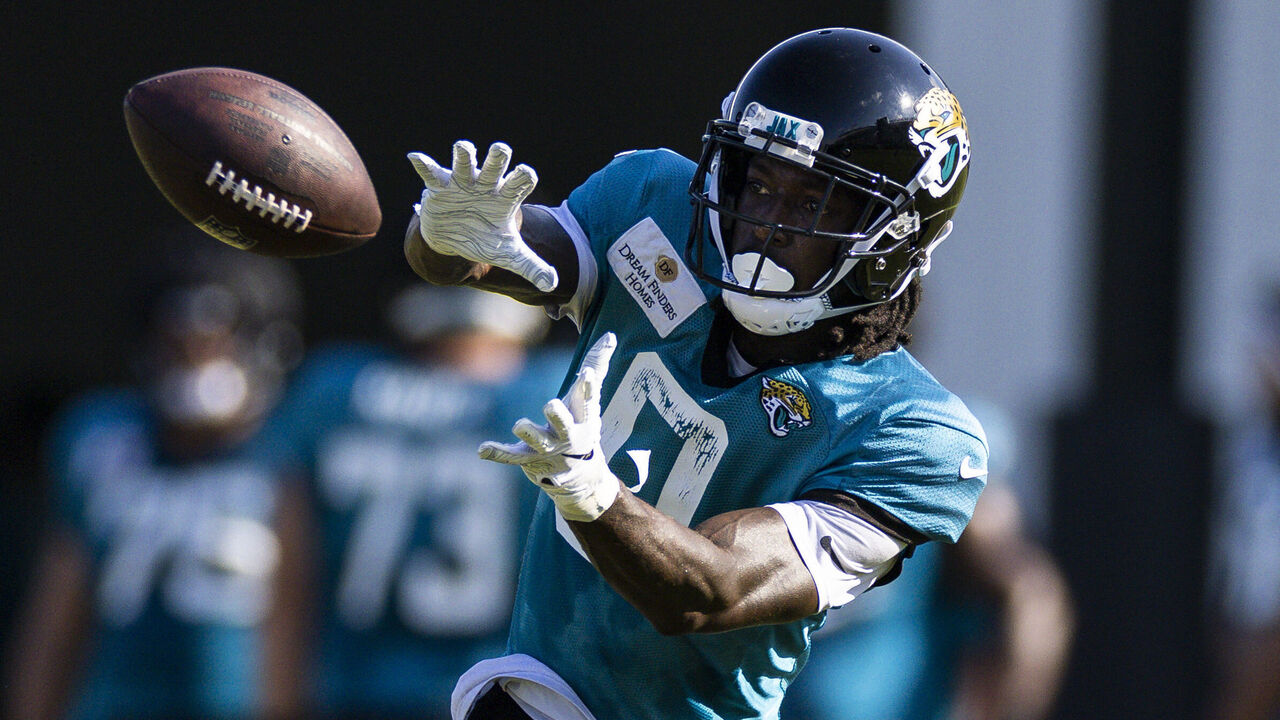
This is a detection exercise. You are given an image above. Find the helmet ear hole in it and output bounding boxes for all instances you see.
[851,252,915,303]
[850,263,889,303]
[827,279,866,307]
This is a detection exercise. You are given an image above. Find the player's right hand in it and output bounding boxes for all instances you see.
[407,141,558,293]
[479,333,620,522]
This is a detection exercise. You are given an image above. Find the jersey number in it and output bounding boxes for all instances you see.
[95,467,277,627]
[321,431,517,635]
[555,352,728,558]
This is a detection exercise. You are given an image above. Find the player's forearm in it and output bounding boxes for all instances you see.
[259,482,316,719]
[568,488,815,634]
[955,544,1073,720]
[404,213,492,286]
[994,555,1074,720]
[4,531,93,720]
[568,486,729,633]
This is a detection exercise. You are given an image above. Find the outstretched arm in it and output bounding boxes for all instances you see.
[480,334,897,634]
[403,141,579,307]
[404,206,577,306]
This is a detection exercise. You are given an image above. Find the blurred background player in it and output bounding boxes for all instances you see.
[2,232,305,720]
[261,283,565,719]
[1205,288,1280,720]
[781,401,1074,720]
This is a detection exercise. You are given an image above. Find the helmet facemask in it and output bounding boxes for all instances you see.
[687,107,928,335]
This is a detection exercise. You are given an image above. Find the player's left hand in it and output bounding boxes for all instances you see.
[479,333,620,522]
[407,140,558,292]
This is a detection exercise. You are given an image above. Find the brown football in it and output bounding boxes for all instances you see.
[124,67,381,257]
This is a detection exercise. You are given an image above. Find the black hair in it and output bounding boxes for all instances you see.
[817,277,921,361]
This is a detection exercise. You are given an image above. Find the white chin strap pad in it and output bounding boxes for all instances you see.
[723,253,825,336]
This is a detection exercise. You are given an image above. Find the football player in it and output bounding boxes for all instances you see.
[1205,289,1280,720]
[3,233,304,720]
[404,28,986,720]
[260,284,566,719]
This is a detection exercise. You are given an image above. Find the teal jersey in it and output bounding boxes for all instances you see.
[508,150,987,720]
[46,390,282,720]
[265,344,566,717]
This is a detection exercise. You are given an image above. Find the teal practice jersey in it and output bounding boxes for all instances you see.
[264,343,565,717]
[46,390,283,720]
[508,150,987,720]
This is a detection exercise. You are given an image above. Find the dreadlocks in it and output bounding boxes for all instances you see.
[817,278,922,362]
[708,278,922,376]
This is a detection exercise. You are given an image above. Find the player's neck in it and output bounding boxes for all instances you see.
[730,320,832,370]
[702,302,838,384]
[724,337,757,378]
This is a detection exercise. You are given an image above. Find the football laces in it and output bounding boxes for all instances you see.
[205,161,313,232]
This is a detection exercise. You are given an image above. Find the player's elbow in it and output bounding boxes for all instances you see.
[640,591,738,636]
[646,609,712,636]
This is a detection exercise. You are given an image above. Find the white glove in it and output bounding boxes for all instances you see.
[479,333,620,522]
[407,140,558,292]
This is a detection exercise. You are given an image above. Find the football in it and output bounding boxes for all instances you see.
[124,67,381,257]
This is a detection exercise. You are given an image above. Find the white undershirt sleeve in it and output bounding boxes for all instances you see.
[538,201,598,330]
[768,499,909,612]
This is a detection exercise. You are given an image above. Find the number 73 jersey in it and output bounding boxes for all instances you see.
[264,343,567,714]
[509,149,987,720]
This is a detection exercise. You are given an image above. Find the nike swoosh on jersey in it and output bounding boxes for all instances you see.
[959,455,986,479]
[819,535,850,573]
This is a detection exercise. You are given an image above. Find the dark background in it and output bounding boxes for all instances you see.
[6,2,891,385]
[1,3,1220,718]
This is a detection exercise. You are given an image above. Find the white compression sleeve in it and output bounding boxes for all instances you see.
[768,499,908,612]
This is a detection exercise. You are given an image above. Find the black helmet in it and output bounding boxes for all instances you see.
[686,28,970,335]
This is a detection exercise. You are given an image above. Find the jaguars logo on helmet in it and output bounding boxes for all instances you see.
[909,88,970,199]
